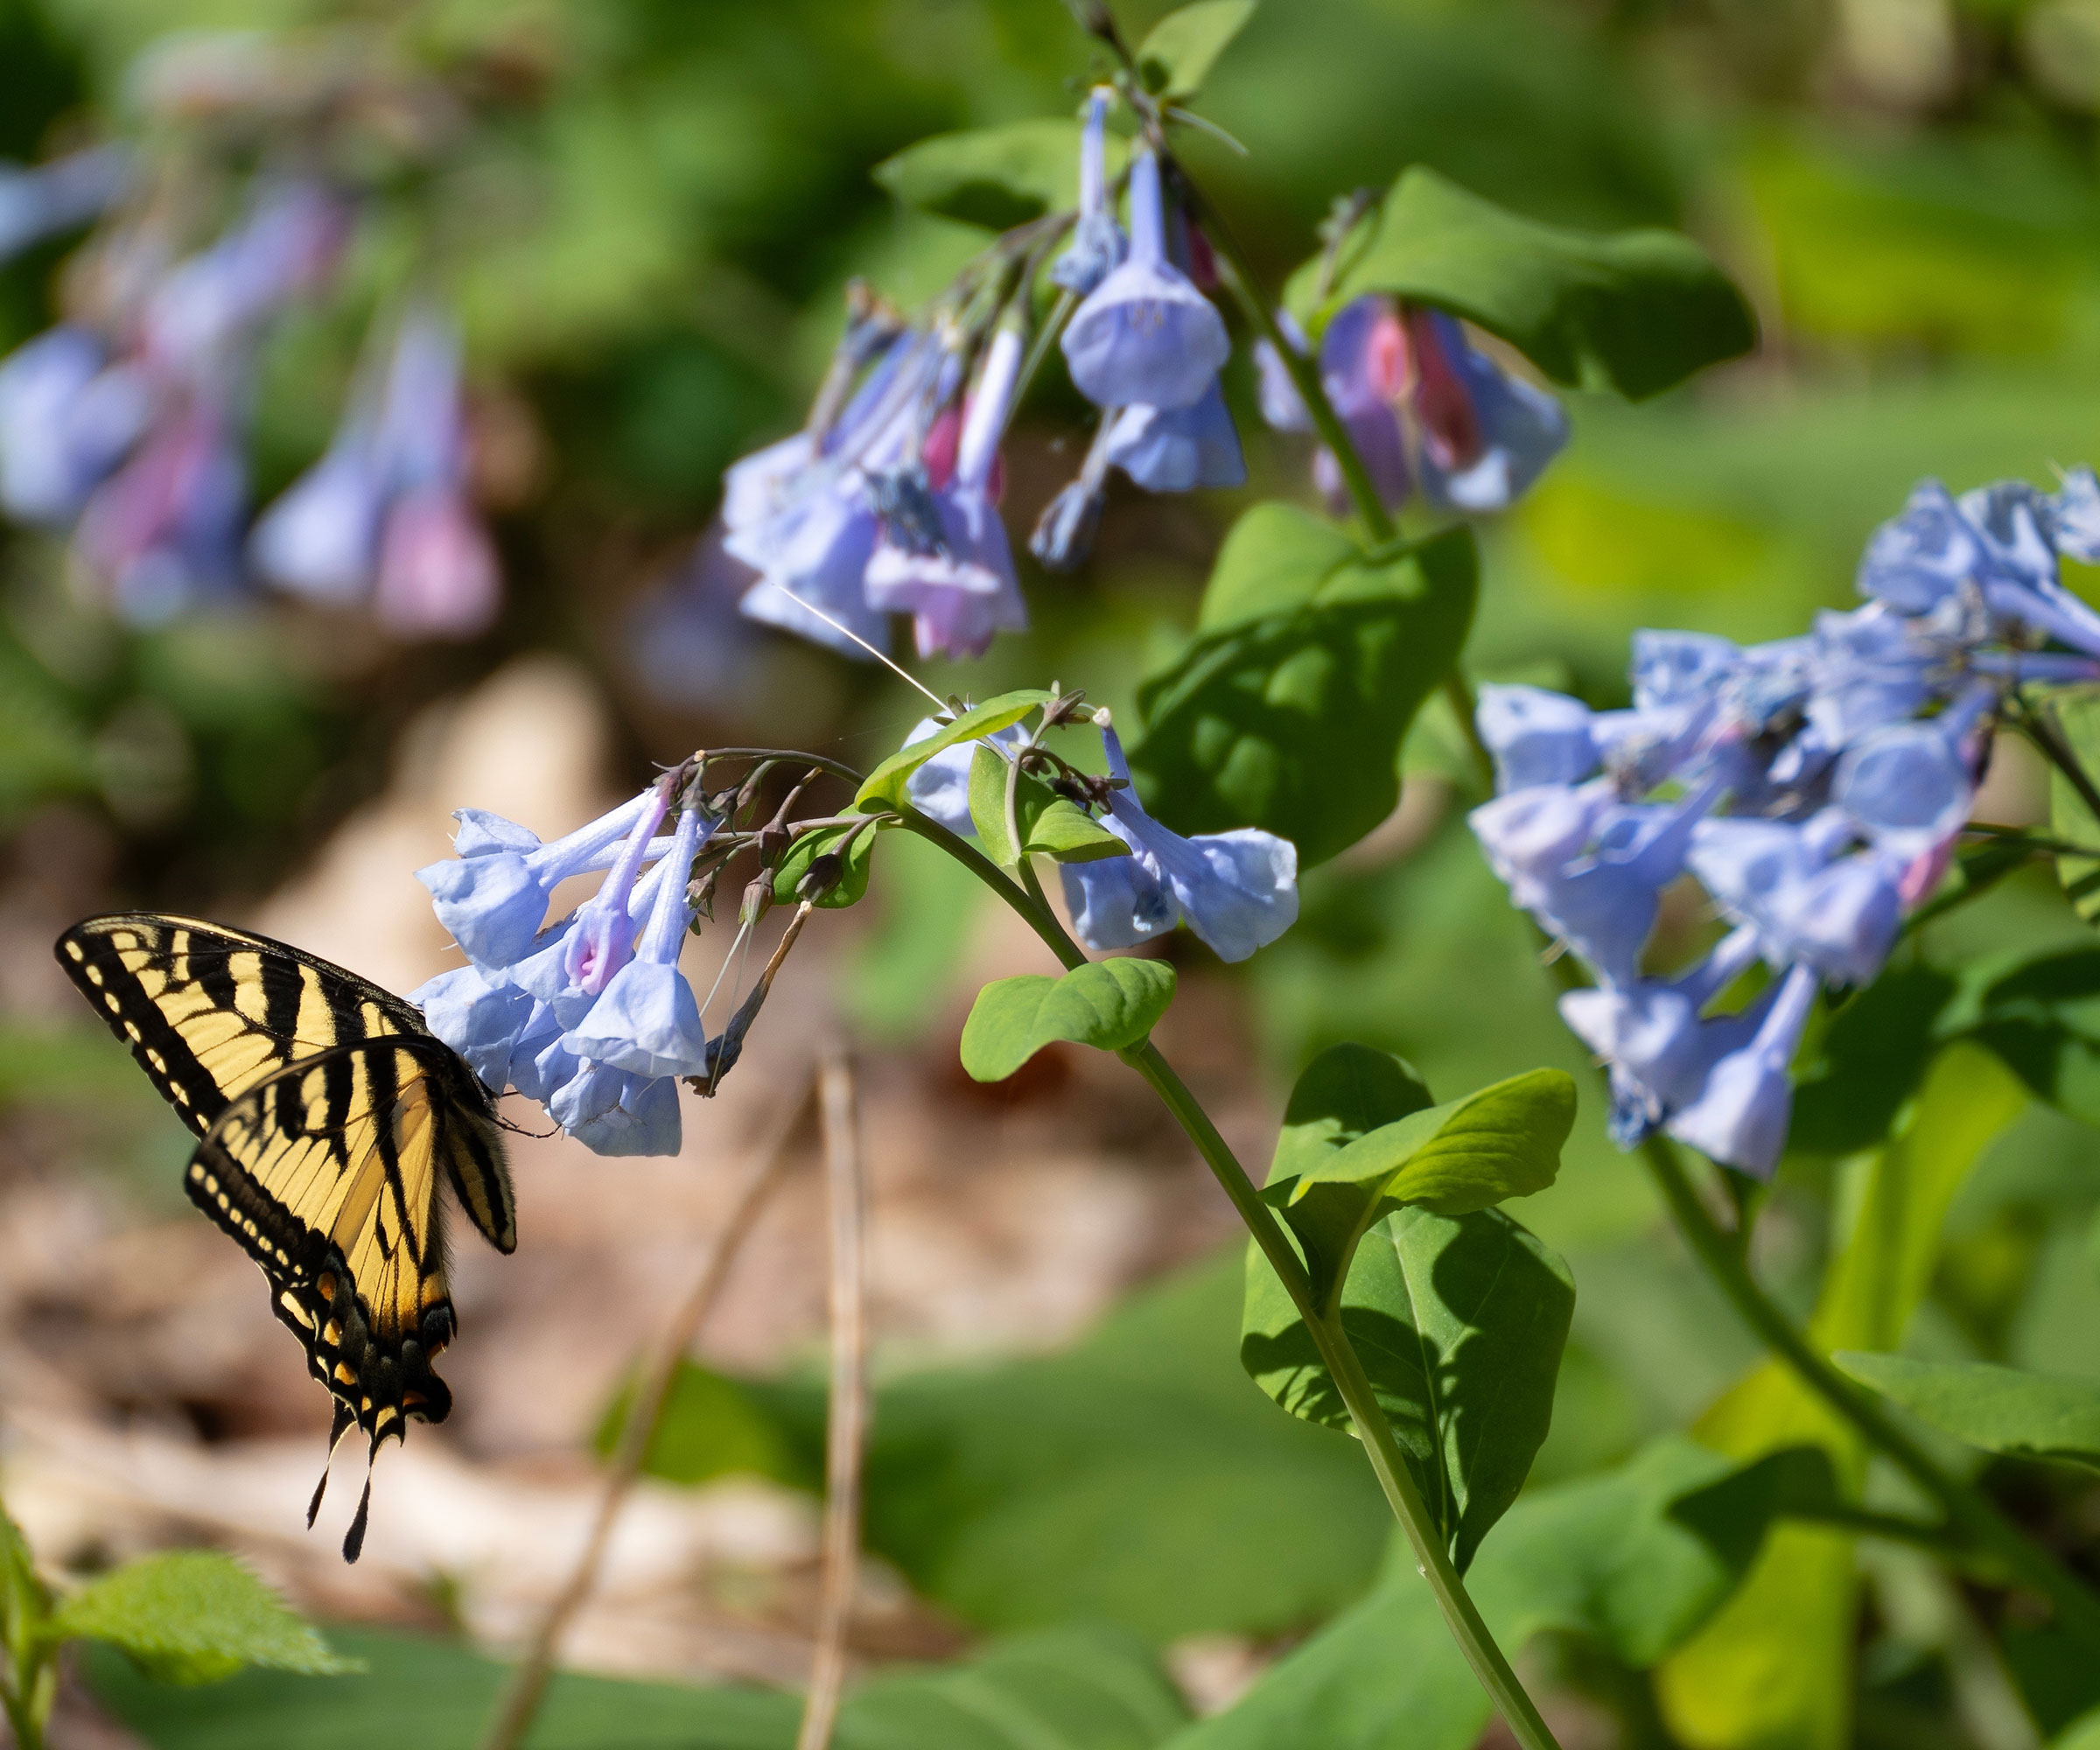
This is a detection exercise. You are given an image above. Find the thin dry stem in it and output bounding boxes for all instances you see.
[476,1080,814,1750]
[795,1050,869,1750]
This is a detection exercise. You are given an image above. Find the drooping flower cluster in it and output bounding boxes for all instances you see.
[1,179,348,621]
[251,305,499,638]
[409,771,718,1156]
[1254,298,1568,516]
[1472,470,2100,1177]
[0,30,501,636]
[900,714,1298,962]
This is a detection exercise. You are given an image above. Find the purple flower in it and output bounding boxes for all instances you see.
[1558,924,1764,1145]
[1831,682,1991,858]
[546,1057,683,1157]
[407,963,538,1090]
[72,402,246,624]
[1255,299,1412,512]
[416,788,666,971]
[374,486,500,639]
[563,798,713,1079]
[1665,963,1821,1179]
[250,438,383,604]
[1474,685,1604,791]
[864,327,1028,660]
[1103,381,1244,493]
[1407,309,1568,514]
[1060,147,1229,413]
[1687,812,1900,988]
[0,144,128,265]
[735,483,886,657]
[1057,723,1298,962]
[0,326,152,525]
[1050,88,1126,298]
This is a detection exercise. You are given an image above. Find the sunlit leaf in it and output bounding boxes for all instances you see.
[960,961,1176,1082]
[874,121,1130,230]
[1833,1352,2100,1471]
[1130,508,1475,867]
[1284,167,1755,400]
[858,691,1052,813]
[1137,1,1258,101]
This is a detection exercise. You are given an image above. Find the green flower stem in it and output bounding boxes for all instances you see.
[1121,1040,1564,1750]
[888,802,1565,1750]
[1639,1132,2100,1644]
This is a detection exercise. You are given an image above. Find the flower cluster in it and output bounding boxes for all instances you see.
[252,305,498,639]
[1471,470,2100,1177]
[409,770,718,1157]
[1254,297,1568,516]
[901,714,1298,962]
[0,31,500,636]
[714,86,1570,666]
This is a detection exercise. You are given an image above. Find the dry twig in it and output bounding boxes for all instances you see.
[794,1050,869,1750]
[477,1076,815,1750]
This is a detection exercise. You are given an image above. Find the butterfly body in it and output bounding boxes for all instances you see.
[55,914,516,1558]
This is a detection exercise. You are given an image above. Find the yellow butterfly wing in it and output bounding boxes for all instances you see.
[55,913,519,1559]
[192,1040,501,1558]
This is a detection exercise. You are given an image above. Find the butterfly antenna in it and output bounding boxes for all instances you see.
[307,1402,355,1528]
[343,1464,374,1564]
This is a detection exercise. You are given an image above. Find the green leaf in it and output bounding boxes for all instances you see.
[1136,0,1257,100]
[51,1552,358,1686]
[1953,951,2100,1127]
[1169,1438,1787,1750]
[1268,1042,1436,1184]
[2051,697,2100,928]
[968,746,1128,866]
[960,961,1177,1082]
[1242,1205,1573,1572]
[1284,167,1756,401]
[1788,962,1961,1154]
[873,122,1130,231]
[772,821,875,909]
[856,690,1053,814]
[88,1620,1183,1749]
[1833,1352,2100,1471]
[1130,509,1476,867]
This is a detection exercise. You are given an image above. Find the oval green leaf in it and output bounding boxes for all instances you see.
[1284,167,1756,402]
[1129,512,1476,867]
[857,690,1053,814]
[960,960,1177,1082]
[1833,1352,2100,1471]
[771,820,876,909]
[1138,0,1258,101]
[873,120,1130,231]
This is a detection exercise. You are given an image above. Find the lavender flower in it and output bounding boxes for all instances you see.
[1470,470,2100,1176]
[0,145,128,266]
[864,326,1028,660]
[1061,147,1228,413]
[0,327,152,525]
[1049,89,1125,298]
[1058,722,1298,962]
[1407,309,1568,514]
[1103,381,1245,494]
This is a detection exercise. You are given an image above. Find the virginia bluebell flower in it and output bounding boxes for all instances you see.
[1058,721,1298,962]
[564,795,713,1078]
[1407,309,1568,513]
[0,145,128,266]
[864,326,1028,660]
[1061,146,1228,414]
[1474,469,2100,1177]
[72,402,247,622]
[1255,296,1565,517]
[416,788,669,971]
[0,326,152,525]
[1103,381,1245,493]
[1050,88,1126,298]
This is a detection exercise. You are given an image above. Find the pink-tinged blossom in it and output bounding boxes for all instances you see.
[72,401,246,622]
[864,326,1028,660]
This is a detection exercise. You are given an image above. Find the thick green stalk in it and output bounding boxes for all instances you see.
[1121,1041,1564,1750]
[1640,1134,2100,1643]
[889,802,1561,1750]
